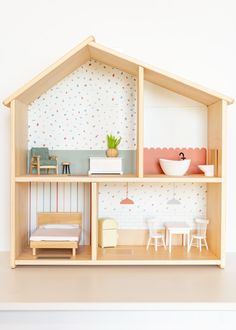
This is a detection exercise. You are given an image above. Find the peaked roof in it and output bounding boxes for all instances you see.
[3,35,234,107]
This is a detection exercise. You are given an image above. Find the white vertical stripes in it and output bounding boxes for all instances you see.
[43,183,51,212]
[83,184,90,245]
[27,183,31,243]
[29,183,90,244]
[30,183,37,233]
[37,183,44,213]
[57,183,64,212]
[50,183,57,212]
[64,183,71,212]
[70,183,78,212]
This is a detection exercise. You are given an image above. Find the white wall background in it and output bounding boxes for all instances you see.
[0,0,235,252]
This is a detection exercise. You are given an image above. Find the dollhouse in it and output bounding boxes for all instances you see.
[3,36,233,268]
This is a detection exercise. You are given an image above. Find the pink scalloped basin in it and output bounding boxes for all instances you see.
[144,148,207,175]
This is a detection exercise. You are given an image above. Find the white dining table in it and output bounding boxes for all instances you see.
[165,222,190,253]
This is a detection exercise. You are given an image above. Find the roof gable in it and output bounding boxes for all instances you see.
[3,35,234,107]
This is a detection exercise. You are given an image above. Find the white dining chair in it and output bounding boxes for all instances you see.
[188,219,209,252]
[146,220,166,252]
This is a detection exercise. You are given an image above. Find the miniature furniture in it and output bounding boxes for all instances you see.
[30,148,58,175]
[30,212,82,257]
[88,157,123,175]
[146,220,166,251]
[98,218,118,248]
[62,162,71,174]
[165,222,190,253]
[188,219,209,252]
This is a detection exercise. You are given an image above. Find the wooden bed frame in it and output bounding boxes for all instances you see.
[30,212,82,257]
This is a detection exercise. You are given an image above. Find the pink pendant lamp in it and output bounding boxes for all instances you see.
[120,183,134,205]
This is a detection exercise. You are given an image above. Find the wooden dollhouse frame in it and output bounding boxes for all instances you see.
[3,36,234,268]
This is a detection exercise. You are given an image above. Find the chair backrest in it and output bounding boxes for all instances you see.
[31,147,49,160]
[146,219,162,237]
[195,219,209,237]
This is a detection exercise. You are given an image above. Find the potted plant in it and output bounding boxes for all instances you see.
[106,134,121,157]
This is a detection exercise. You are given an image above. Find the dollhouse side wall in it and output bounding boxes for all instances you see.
[207,100,227,267]
[10,100,29,267]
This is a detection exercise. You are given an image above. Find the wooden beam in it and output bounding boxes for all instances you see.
[88,41,233,105]
[137,66,144,177]
[4,37,233,107]
[207,100,227,268]
[15,183,29,262]
[10,101,16,268]
[14,100,28,176]
[88,42,138,75]
[15,175,223,183]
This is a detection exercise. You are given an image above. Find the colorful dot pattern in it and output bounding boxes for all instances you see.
[28,59,137,150]
[99,183,207,229]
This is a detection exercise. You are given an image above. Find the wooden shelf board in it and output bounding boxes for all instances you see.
[143,175,222,183]
[15,174,222,183]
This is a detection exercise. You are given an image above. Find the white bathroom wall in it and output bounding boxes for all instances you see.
[0,0,236,252]
[144,82,208,148]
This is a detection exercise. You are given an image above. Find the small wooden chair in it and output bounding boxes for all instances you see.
[146,220,166,251]
[30,147,58,175]
[188,219,209,252]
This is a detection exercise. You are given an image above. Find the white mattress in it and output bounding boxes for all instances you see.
[30,227,81,242]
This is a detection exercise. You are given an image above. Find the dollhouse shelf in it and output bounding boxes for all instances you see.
[15,174,222,183]
[3,35,233,268]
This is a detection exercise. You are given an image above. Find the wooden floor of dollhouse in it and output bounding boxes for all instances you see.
[97,245,218,261]
[15,245,220,265]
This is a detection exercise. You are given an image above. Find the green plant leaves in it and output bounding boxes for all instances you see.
[107,134,122,149]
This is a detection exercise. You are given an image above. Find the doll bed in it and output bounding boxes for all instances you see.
[30,212,82,257]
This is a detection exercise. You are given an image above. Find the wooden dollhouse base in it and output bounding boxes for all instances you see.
[14,245,220,266]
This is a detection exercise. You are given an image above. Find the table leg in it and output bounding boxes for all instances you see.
[166,229,169,246]
[187,231,190,251]
[68,165,71,174]
[169,232,172,253]
[183,233,186,246]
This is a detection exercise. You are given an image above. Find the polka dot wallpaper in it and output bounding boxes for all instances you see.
[28,59,137,150]
[98,183,207,229]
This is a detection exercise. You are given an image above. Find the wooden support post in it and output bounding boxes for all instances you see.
[137,66,144,177]
[207,100,227,268]
[10,101,16,268]
[91,183,98,260]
